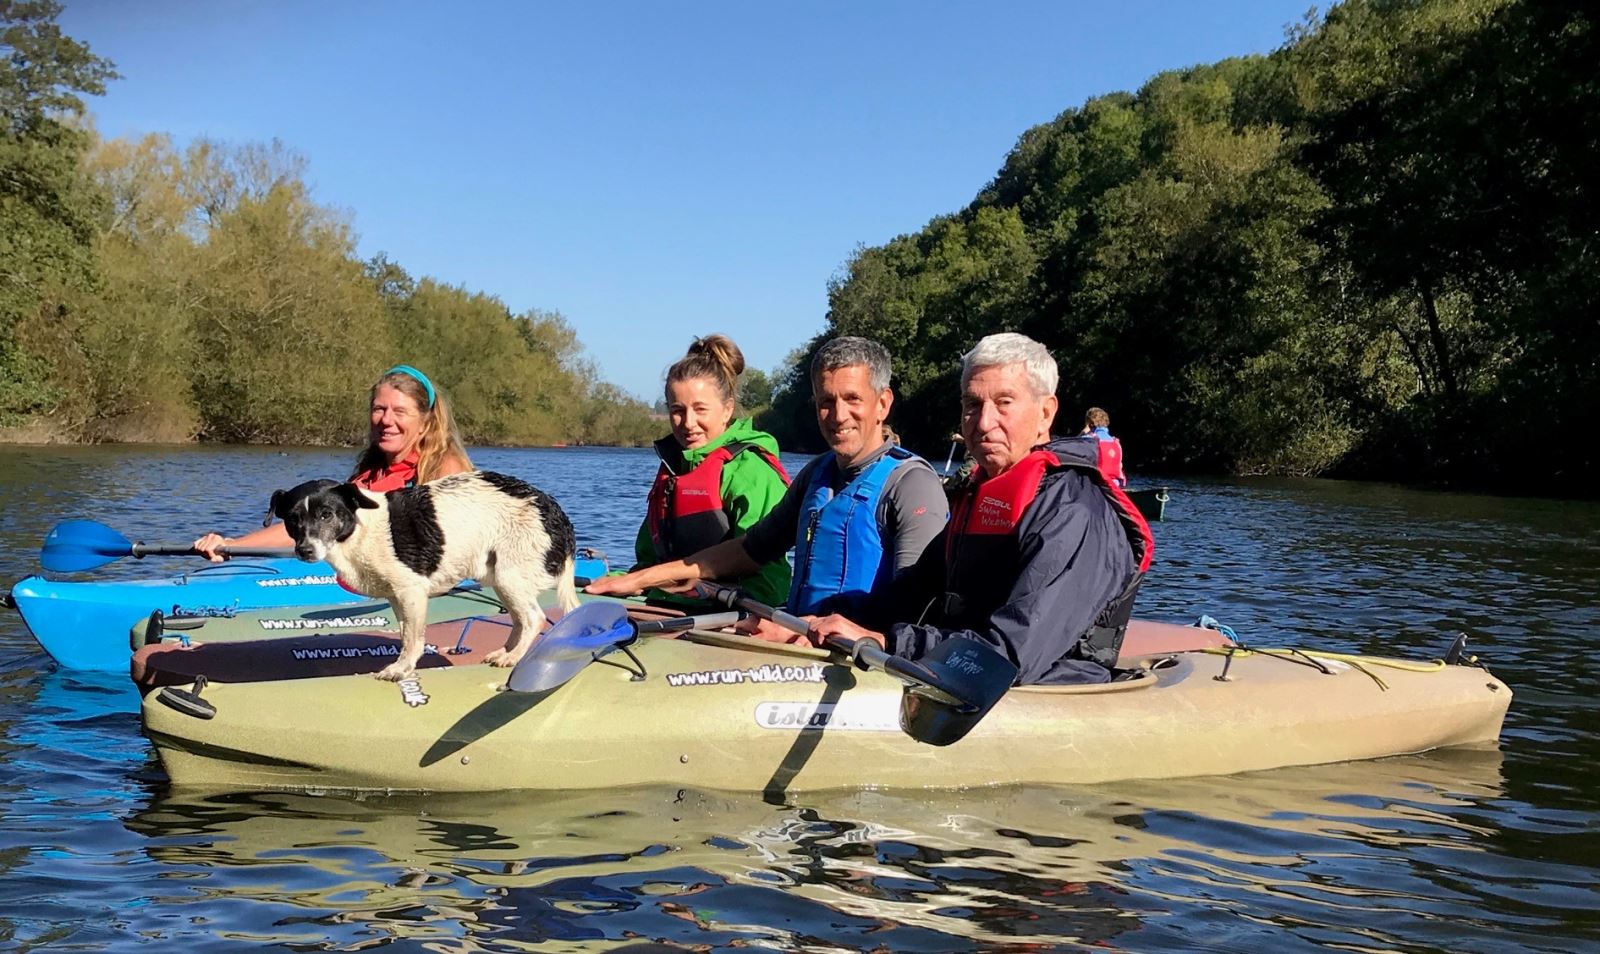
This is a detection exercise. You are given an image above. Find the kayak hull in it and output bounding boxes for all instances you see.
[11,560,356,671]
[1126,487,1169,521]
[143,635,1509,794]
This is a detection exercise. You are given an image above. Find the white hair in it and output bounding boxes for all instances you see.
[960,333,1058,397]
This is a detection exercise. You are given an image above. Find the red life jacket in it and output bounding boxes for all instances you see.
[1095,436,1127,488]
[646,442,789,558]
[945,443,1154,668]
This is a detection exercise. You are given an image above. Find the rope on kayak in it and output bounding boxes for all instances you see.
[1191,615,1455,691]
[170,602,239,619]
[453,587,507,612]
[1195,646,1445,691]
[1195,615,1242,646]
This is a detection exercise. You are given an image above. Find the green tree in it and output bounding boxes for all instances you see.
[738,366,773,415]
[0,0,116,420]
[187,183,392,443]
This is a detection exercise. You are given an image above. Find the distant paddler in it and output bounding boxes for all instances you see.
[1079,406,1127,488]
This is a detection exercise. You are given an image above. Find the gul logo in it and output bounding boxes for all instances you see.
[398,678,429,707]
[679,488,711,497]
[978,495,1015,529]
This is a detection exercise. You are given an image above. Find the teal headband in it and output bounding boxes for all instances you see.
[385,364,436,408]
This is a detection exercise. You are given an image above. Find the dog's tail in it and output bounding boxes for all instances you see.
[555,554,580,612]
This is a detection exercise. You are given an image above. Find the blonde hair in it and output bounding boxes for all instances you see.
[1085,407,1110,429]
[353,369,472,484]
[666,334,745,409]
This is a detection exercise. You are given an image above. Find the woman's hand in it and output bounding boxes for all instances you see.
[584,573,645,597]
[192,533,231,563]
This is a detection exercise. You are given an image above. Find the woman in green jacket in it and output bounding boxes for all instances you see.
[631,334,791,605]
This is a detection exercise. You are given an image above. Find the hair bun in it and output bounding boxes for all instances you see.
[691,334,745,378]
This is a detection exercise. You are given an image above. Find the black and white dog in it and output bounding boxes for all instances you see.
[268,472,580,681]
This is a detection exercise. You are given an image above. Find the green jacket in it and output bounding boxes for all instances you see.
[631,417,792,606]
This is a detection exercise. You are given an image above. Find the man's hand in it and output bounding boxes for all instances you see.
[734,616,810,644]
[799,613,886,650]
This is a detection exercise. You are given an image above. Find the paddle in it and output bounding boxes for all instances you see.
[506,603,744,694]
[39,519,292,572]
[692,583,1017,746]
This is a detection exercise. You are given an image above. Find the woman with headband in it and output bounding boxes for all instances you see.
[191,365,473,561]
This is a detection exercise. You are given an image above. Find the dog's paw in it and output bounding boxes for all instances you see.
[375,662,415,681]
[484,647,524,668]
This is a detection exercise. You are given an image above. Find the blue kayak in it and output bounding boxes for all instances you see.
[7,554,609,671]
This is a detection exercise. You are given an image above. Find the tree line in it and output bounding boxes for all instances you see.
[1,1,659,448]
[760,0,1595,495]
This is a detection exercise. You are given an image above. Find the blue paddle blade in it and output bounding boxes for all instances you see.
[39,520,136,572]
[506,601,635,693]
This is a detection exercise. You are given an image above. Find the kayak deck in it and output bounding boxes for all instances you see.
[130,612,1232,692]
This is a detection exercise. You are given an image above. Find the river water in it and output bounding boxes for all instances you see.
[0,444,1596,951]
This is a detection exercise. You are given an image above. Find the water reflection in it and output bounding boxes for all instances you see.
[119,752,1516,951]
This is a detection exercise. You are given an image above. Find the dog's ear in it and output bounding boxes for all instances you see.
[266,478,341,526]
[263,490,285,527]
[335,483,382,512]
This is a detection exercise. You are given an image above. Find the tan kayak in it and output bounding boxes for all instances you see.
[143,628,1509,794]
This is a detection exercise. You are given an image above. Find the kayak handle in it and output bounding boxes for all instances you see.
[180,562,304,583]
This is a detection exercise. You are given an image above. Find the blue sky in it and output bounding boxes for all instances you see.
[61,0,1314,400]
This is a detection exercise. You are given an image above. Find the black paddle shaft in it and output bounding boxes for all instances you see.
[130,543,291,560]
[699,584,973,709]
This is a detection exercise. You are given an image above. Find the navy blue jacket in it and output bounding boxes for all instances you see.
[859,436,1141,685]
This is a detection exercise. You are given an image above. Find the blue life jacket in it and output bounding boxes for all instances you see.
[787,446,915,615]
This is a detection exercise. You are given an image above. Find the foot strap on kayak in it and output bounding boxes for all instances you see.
[453,615,512,654]
[588,642,648,682]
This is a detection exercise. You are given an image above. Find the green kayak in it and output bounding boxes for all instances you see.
[1126,487,1169,521]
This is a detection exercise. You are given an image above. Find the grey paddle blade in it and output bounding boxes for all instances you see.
[506,601,634,693]
[895,636,1018,746]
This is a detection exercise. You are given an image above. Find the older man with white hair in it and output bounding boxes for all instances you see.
[802,332,1154,685]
